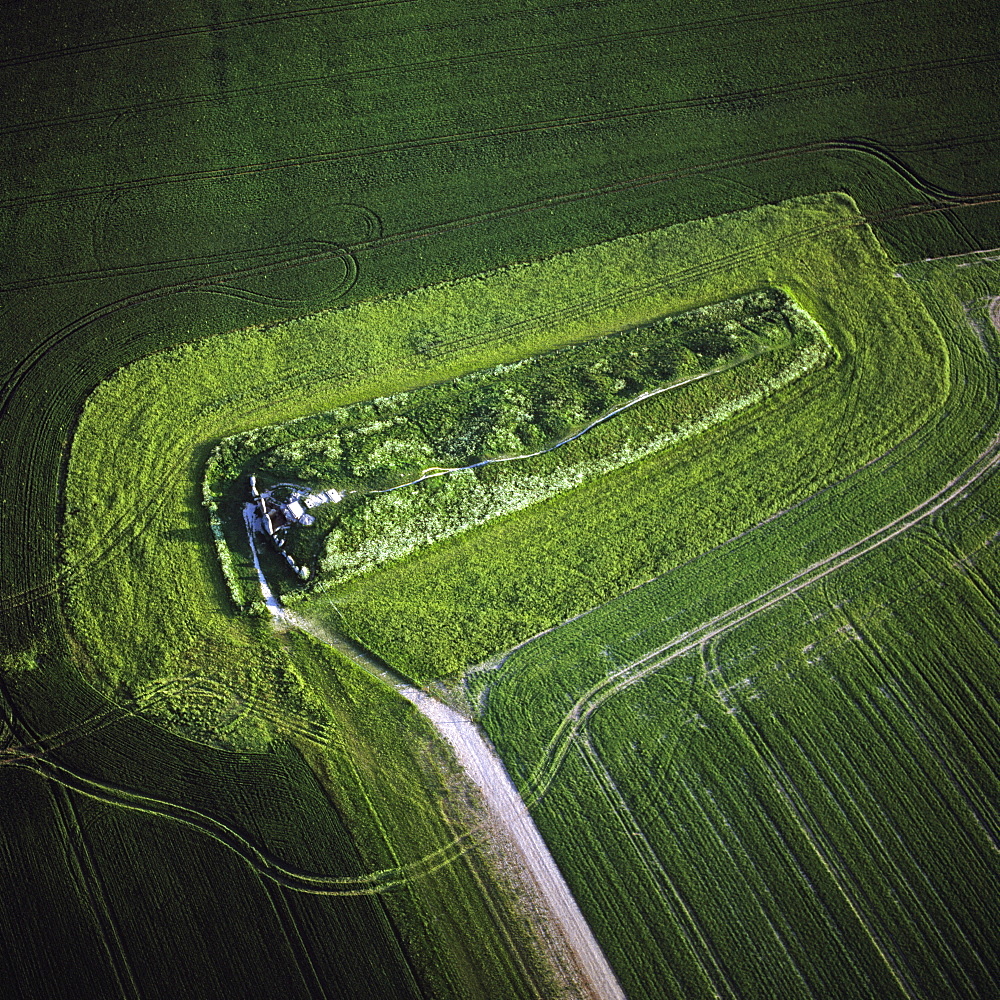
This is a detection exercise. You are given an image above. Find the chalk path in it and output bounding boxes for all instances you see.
[246,523,624,1000]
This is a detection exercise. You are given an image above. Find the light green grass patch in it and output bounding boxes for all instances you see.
[294,194,946,682]
[63,191,944,697]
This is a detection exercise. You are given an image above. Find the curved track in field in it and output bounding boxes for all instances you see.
[5,61,997,213]
[0,241,359,422]
[5,753,475,896]
[507,278,1000,808]
[0,669,480,897]
[522,425,1000,805]
[5,190,994,613]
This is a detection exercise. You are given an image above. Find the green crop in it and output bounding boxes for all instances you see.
[478,256,1000,1000]
[4,1,999,997]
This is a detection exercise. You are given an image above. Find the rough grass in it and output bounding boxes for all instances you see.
[295,193,945,682]
[62,192,859,692]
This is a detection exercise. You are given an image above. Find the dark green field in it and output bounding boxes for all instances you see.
[2,2,998,998]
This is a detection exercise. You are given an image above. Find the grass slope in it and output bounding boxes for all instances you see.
[300,193,943,681]
[62,193,849,694]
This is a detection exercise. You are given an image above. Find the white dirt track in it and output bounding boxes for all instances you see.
[407,690,627,1000]
[246,523,625,1000]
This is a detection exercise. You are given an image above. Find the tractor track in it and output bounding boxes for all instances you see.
[521,419,1000,807]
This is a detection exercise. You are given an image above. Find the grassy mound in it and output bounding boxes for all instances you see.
[209,288,828,601]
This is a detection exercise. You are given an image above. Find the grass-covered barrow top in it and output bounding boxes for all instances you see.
[209,289,829,601]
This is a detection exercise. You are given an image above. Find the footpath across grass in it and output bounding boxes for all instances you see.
[209,287,828,605]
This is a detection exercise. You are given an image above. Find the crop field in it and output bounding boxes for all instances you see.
[479,256,1000,999]
[3,1,999,998]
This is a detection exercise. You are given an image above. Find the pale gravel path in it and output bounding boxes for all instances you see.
[403,690,627,1000]
[243,504,284,616]
[245,522,625,1000]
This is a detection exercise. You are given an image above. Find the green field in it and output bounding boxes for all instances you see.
[3,1,999,998]
[478,256,1000,999]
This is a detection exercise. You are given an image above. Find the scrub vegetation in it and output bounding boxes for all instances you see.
[3,0,999,998]
[208,287,828,603]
